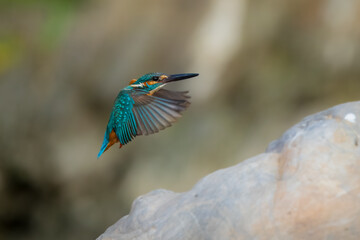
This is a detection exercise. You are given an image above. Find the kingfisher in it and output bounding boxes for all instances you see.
[97,72,199,158]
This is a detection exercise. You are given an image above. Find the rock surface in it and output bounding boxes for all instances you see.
[98,102,360,240]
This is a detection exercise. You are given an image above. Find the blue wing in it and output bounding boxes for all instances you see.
[98,89,190,157]
[98,92,137,158]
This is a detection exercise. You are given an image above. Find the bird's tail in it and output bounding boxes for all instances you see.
[97,136,109,159]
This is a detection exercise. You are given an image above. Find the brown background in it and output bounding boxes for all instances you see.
[1,0,360,239]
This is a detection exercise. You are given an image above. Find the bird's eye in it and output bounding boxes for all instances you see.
[152,76,159,81]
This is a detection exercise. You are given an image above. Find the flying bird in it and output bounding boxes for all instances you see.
[97,72,199,158]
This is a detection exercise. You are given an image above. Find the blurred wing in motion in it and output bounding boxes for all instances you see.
[131,89,191,136]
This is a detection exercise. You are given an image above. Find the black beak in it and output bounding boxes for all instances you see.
[164,73,199,83]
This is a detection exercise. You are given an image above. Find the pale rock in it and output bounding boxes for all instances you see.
[98,102,360,240]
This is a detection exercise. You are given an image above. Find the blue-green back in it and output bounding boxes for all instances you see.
[97,90,137,158]
[111,90,137,143]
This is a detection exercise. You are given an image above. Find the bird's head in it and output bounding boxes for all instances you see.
[129,72,198,92]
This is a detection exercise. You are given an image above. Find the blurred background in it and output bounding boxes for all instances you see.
[1,0,360,239]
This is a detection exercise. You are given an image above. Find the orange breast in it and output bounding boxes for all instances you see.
[105,129,122,152]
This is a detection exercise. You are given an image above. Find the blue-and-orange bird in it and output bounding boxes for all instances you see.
[97,72,199,158]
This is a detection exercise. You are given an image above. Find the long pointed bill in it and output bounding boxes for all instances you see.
[164,73,199,83]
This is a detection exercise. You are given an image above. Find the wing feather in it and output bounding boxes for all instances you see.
[139,106,159,134]
[131,89,190,136]
[98,89,191,157]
